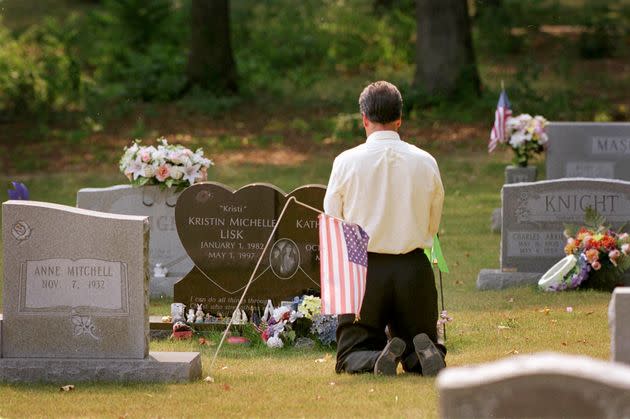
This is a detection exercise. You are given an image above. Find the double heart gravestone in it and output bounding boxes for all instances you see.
[174,182,326,314]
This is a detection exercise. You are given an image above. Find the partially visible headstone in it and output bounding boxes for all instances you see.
[609,287,630,365]
[546,122,630,180]
[478,178,630,289]
[77,185,194,298]
[1,200,201,383]
[491,167,537,233]
[490,208,502,233]
[174,182,325,315]
[504,166,537,184]
[438,352,630,419]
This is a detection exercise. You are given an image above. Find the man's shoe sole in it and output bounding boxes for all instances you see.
[413,333,445,377]
[374,337,406,376]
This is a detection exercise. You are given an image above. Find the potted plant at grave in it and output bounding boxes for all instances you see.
[539,208,630,292]
[119,138,213,190]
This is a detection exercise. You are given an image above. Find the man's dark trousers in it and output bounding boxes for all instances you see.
[335,249,444,374]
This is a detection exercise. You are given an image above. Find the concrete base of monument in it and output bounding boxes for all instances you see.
[0,352,202,383]
[477,269,541,290]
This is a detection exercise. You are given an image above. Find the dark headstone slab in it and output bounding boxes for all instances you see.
[546,122,630,180]
[174,183,325,314]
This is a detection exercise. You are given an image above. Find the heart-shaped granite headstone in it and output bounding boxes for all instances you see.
[174,182,325,314]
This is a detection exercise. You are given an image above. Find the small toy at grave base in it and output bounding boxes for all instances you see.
[153,263,168,278]
[227,336,250,345]
[172,321,193,340]
[262,300,274,322]
[186,308,195,323]
[171,303,186,323]
[232,308,242,324]
[204,313,213,323]
[161,315,172,323]
[195,304,205,323]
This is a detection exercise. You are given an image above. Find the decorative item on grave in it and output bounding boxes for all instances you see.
[257,295,338,349]
[119,137,213,189]
[195,304,205,324]
[7,181,29,200]
[186,308,196,323]
[539,208,630,292]
[172,321,193,340]
[171,303,186,323]
[491,114,549,167]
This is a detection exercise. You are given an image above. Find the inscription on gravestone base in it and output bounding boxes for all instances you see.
[174,183,325,314]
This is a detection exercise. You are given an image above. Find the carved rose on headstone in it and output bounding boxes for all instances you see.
[11,221,31,242]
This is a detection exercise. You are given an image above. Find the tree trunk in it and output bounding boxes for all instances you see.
[187,0,238,93]
[413,0,480,97]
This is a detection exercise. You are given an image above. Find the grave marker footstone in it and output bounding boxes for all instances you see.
[438,352,630,419]
[547,122,630,180]
[77,185,194,298]
[0,200,201,383]
[174,182,325,314]
[609,287,630,365]
[478,178,630,289]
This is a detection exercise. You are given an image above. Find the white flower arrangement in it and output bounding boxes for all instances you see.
[119,138,213,189]
[504,114,549,166]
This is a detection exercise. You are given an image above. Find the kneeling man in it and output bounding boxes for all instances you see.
[324,81,446,376]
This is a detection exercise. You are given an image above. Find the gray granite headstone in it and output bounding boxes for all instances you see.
[77,185,193,298]
[1,200,201,383]
[547,122,630,180]
[479,178,630,289]
[438,352,630,419]
[609,288,630,365]
[501,178,630,272]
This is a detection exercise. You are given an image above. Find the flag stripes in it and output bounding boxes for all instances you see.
[489,89,512,152]
[318,214,367,316]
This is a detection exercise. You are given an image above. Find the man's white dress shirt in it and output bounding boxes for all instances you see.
[323,130,444,254]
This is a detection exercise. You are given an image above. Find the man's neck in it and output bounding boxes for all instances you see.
[364,118,401,137]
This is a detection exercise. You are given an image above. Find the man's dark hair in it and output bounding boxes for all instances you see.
[358,81,403,124]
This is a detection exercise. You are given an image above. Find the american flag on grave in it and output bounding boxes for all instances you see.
[488,89,512,152]
[318,213,369,317]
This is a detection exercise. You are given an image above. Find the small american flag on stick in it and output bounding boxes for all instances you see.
[318,214,369,317]
[488,89,512,152]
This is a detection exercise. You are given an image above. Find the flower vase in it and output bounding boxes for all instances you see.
[504,165,537,184]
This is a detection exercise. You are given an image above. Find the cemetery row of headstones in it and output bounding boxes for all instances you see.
[1,182,326,382]
[482,122,630,290]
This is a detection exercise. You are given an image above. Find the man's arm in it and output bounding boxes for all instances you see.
[323,158,344,218]
[428,169,445,237]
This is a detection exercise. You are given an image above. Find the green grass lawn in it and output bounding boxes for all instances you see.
[0,148,614,417]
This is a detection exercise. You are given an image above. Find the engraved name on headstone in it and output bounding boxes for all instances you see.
[501,178,630,272]
[546,122,630,180]
[77,185,193,298]
[174,182,325,314]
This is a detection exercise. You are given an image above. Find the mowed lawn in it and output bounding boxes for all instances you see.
[0,149,612,418]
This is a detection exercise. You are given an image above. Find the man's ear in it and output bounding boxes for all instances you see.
[362,113,370,128]
[395,118,402,129]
